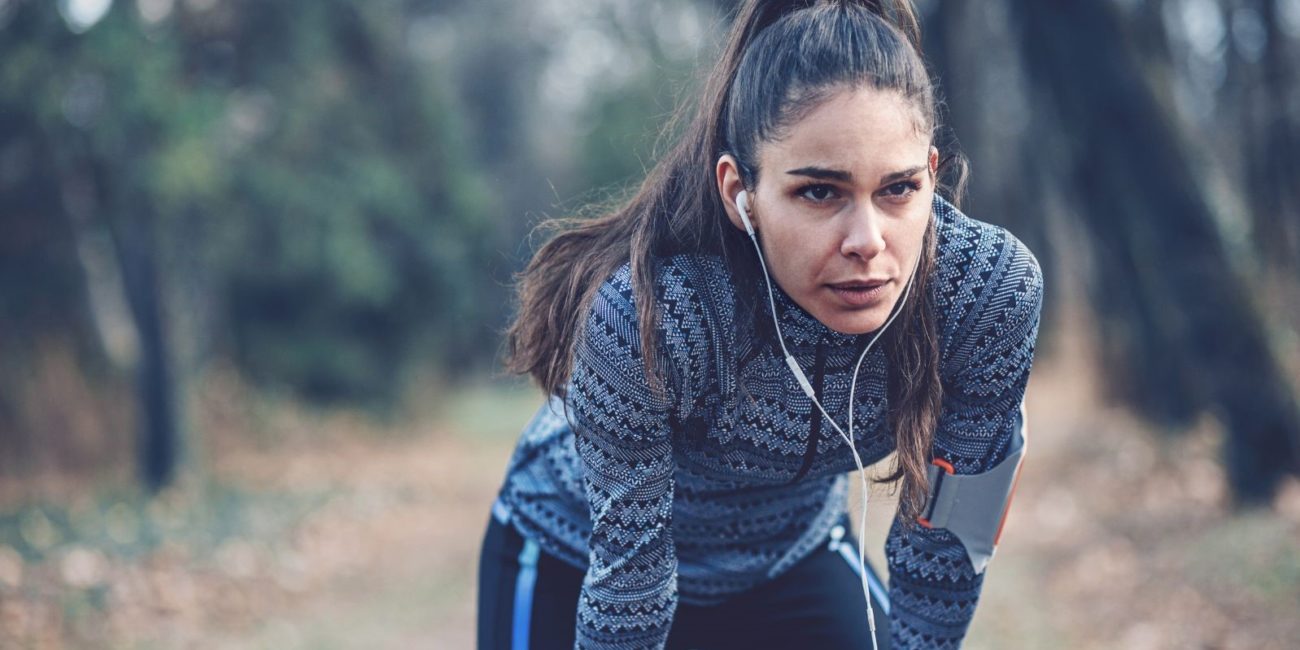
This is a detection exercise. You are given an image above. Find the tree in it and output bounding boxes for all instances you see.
[1006,0,1300,504]
[0,0,497,489]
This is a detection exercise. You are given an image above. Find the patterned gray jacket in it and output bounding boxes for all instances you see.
[493,193,1045,648]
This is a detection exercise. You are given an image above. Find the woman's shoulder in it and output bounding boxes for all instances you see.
[587,253,733,400]
[592,250,743,343]
[655,252,738,316]
[597,252,739,326]
[931,194,1045,375]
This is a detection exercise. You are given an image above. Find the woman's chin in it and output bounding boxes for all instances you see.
[813,295,902,335]
[816,308,888,336]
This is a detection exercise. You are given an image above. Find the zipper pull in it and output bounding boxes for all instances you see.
[828,524,845,551]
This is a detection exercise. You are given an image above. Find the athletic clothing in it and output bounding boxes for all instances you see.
[485,194,1044,648]
[479,505,893,650]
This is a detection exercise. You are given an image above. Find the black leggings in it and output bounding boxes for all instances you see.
[477,510,892,650]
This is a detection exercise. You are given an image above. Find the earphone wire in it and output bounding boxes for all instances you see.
[742,194,926,650]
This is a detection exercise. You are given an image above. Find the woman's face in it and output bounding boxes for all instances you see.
[717,86,938,336]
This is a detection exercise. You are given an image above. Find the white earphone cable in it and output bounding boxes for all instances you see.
[740,191,925,650]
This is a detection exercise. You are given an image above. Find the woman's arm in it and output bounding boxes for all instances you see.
[567,264,686,650]
[886,237,1045,649]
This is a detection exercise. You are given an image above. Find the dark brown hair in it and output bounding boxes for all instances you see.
[504,0,965,528]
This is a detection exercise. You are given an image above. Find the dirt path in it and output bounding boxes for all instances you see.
[218,357,1300,649]
[3,357,1298,648]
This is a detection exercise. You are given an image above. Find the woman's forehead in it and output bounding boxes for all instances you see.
[757,87,931,179]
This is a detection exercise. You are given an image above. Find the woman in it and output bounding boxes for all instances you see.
[479,1,1043,648]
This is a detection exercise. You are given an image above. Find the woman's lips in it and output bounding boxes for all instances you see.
[827,280,890,307]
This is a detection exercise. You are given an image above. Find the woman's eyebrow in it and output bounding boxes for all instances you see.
[785,166,852,182]
[785,164,928,184]
[879,164,928,184]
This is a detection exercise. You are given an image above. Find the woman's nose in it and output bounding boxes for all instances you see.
[840,205,887,261]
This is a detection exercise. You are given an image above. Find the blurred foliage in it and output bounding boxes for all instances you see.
[2,0,1296,498]
[0,484,331,564]
[0,0,715,486]
[0,480,339,647]
[1,0,497,412]
[0,0,711,419]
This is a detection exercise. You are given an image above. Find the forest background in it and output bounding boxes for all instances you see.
[2,0,1299,647]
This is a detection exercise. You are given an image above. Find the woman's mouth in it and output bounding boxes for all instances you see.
[827,280,890,307]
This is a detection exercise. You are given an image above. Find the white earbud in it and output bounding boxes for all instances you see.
[736,189,755,236]
[735,185,926,650]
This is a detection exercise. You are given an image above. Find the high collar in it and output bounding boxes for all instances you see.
[766,275,868,350]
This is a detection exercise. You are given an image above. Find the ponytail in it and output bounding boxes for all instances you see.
[725,1,921,58]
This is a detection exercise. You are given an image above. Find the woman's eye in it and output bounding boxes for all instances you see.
[881,180,921,199]
[798,184,839,202]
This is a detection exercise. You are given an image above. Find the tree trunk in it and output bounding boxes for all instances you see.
[106,201,179,493]
[1009,0,1300,505]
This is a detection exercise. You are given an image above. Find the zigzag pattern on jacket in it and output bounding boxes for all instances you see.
[495,194,1045,649]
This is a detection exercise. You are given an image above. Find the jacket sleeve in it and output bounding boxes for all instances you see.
[566,267,684,650]
[885,243,1044,649]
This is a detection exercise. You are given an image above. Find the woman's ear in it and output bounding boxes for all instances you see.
[716,154,753,234]
[928,146,939,178]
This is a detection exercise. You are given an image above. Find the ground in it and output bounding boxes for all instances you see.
[1,339,1299,649]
